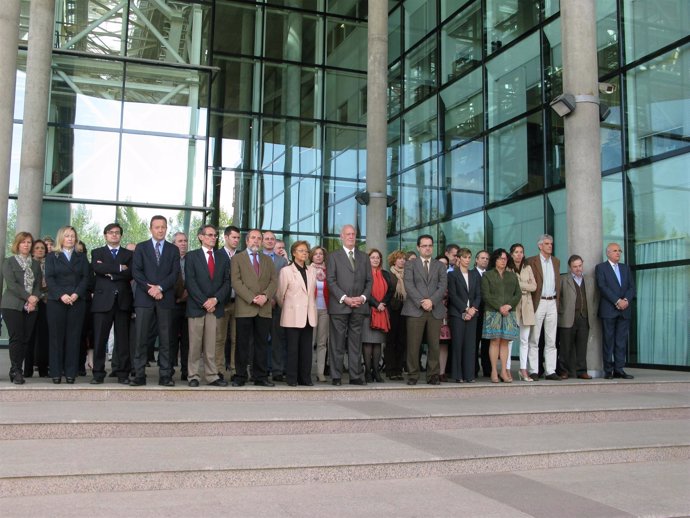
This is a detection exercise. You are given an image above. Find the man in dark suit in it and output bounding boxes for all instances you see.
[402,234,448,385]
[131,215,180,386]
[262,230,289,382]
[557,254,598,380]
[216,225,240,378]
[472,250,491,377]
[184,225,230,387]
[596,243,636,379]
[170,232,189,380]
[526,234,562,381]
[326,224,373,385]
[231,229,278,387]
[90,223,133,384]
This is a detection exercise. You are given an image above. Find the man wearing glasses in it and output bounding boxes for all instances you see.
[183,225,230,387]
[90,223,133,384]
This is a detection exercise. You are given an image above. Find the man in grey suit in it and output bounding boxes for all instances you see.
[262,230,289,382]
[557,255,598,379]
[402,234,448,385]
[326,224,373,385]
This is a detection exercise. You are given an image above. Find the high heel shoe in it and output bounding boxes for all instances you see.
[53,378,62,384]
[372,368,384,383]
[490,375,500,383]
[519,371,533,382]
[499,373,512,383]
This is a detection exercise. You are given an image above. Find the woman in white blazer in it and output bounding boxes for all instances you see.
[276,241,317,386]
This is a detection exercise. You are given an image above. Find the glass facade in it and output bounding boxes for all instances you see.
[7,0,689,368]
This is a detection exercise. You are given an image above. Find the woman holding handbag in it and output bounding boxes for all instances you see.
[361,249,395,383]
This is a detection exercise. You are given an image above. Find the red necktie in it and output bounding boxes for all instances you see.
[207,250,215,279]
[252,252,260,275]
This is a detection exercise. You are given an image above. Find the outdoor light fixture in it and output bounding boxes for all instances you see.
[550,93,576,117]
[599,103,611,122]
[355,191,397,207]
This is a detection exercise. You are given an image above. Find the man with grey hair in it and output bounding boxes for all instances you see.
[526,234,561,381]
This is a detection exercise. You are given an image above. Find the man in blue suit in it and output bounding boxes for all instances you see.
[595,243,636,379]
[131,215,181,386]
[184,225,230,387]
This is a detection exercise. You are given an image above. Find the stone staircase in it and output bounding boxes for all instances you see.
[1,371,689,499]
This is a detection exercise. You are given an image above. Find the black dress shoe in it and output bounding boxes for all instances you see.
[13,373,25,385]
[272,374,285,382]
[300,381,314,387]
[181,373,188,381]
[209,378,228,387]
[129,378,146,386]
[65,377,75,384]
[159,378,175,387]
[427,375,440,385]
[287,382,297,387]
[231,379,245,387]
[108,371,118,378]
[254,379,275,387]
[614,371,634,379]
[407,379,418,385]
[117,378,130,385]
[604,372,614,379]
[349,378,365,385]
[90,378,104,385]
[545,373,562,381]
[332,378,341,386]
[188,379,200,387]
[529,373,540,381]
[52,378,62,384]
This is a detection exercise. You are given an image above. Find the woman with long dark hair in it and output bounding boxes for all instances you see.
[508,243,537,382]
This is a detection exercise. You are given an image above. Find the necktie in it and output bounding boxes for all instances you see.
[207,250,215,279]
[348,250,355,269]
[155,241,161,264]
[613,263,621,285]
[424,259,430,275]
[252,252,260,275]
[111,249,118,259]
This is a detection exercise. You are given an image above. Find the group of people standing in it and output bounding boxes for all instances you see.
[2,219,636,386]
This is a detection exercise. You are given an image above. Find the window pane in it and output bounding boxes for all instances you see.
[635,265,689,366]
[486,0,540,55]
[212,56,257,112]
[487,32,541,128]
[396,161,440,229]
[263,64,318,119]
[487,196,544,253]
[119,134,205,206]
[266,8,321,65]
[405,36,437,107]
[260,119,321,175]
[214,2,257,57]
[626,45,690,161]
[388,63,402,118]
[628,154,690,264]
[600,76,623,172]
[439,211,485,253]
[443,140,485,216]
[389,6,402,64]
[387,120,401,178]
[404,0,436,51]
[402,97,439,168]
[324,70,367,124]
[597,0,619,74]
[487,112,544,203]
[209,114,256,170]
[602,173,624,249]
[623,0,690,63]
[547,189,567,265]
[326,19,366,71]
[441,67,483,149]
[56,0,125,55]
[441,1,482,86]
[324,179,364,235]
[543,18,562,102]
[325,0,366,18]
[324,125,366,180]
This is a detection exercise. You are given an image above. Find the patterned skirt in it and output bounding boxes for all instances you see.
[482,310,519,341]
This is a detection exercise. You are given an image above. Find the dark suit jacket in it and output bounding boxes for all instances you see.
[447,268,482,318]
[132,239,181,309]
[1,256,43,311]
[367,269,396,308]
[526,254,561,310]
[557,274,599,328]
[595,261,636,319]
[91,246,133,313]
[401,258,448,319]
[231,249,277,318]
[184,248,231,318]
[45,251,90,301]
[326,248,373,315]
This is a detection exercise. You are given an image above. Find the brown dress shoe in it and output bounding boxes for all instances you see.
[577,373,593,379]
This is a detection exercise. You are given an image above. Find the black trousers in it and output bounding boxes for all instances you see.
[235,316,271,382]
[601,316,630,374]
[170,304,189,376]
[558,315,589,376]
[284,324,313,385]
[2,308,38,374]
[47,299,85,379]
[92,300,131,380]
[474,310,491,376]
[134,304,173,380]
[450,315,478,382]
[33,301,49,376]
[385,308,406,376]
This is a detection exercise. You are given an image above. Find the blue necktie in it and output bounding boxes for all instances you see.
[155,242,161,264]
[613,263,621,285]
[111,248,118,259]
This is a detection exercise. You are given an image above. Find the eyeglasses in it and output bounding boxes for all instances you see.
[294,249,309,254]
[203,233,218,238]
[106,230,121,235]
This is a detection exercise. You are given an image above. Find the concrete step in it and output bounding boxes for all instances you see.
[1,420,688,497]
[1,390,688,439]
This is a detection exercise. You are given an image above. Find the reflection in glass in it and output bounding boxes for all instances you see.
[263,64,318,119]
[261,119,321,175]
[635,266,689,366]
[387,120,401,178]
[626,45,689,161]
[486,32,541,128]
[324,70,367,124]
[388,63,402,118]
[439,211,485,254]
[623,1,690,64]
[44,129,119,201]
[404,0,436,51]
[402,98,439,169]
[441,68,483,149]
[601,173,624,249]
[600,77,622,172]
[396,161,439,229]
[486,0,539,55]
[404,36,437,107]
[212,56,257,113]
[209,114,256,171]
[266,9,321,65]
[487,112,543,203]
[119,133,205,206]
[389,6,402,64]
[324,125,366,180]
[487,196,544,253]
[324,179,364,235]
[442,141,484,216]
[326,19,367,71]
[628,155,690,263]
[214,2,257,57]
[547,189,568,265]
[56,0,125,55]
[441,1,481,85]
[543,18,562,101]
[596,0,619,75]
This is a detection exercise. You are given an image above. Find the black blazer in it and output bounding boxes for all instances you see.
[1,256,43,311]
[184,248,231,318]
[45,251,90,301]
[91,246,133,313]
[132,239,181,309]
[447,268,482,318]
[367,269,396,308]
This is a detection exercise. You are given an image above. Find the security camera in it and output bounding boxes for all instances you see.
[599,82,617,94]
